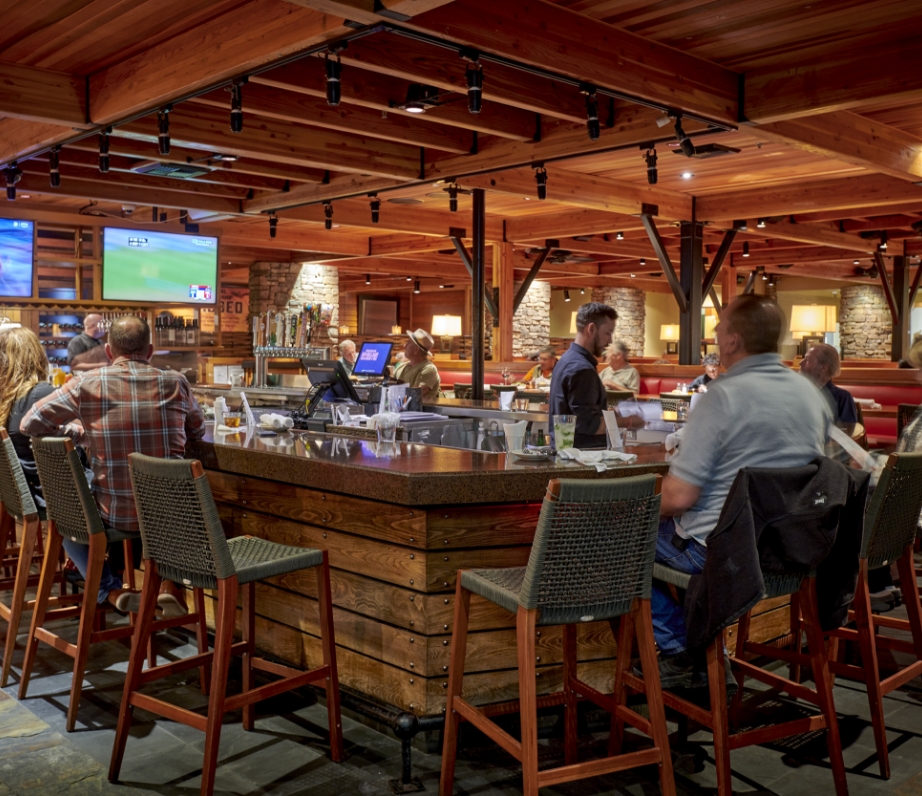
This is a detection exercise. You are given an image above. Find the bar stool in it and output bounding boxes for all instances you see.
[819,452,922,778]
[440,475,675,796]
[0,429,65,687]
[19,437,202,732]
[109,453,343,796]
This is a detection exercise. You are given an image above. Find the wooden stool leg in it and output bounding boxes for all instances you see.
[439,581,471,796]
[897,546,922,660]
[192,587,211,695]
[200,576,237,796]
[730,610,751,724]
[852,561,889,778]
[563,622,578,766]
[19,526,62,700]
[517,606,540,796]
[0,510,14,568]
[109,562,162,783]
[789,591,802,683]
[317,553,342,762]
[800,579,849,796]
[66,533,107,733]
[1,514,40,687]
[609,610,634,756]
[708,635,733,796]
[241,581,256,732]
[121,538,135,590]
[636,599,676,796]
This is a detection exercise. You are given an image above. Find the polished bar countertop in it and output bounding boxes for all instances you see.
[188,424,669,506]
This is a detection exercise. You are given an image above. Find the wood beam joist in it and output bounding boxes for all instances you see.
[0,119,74,168]
[333,258,470,279]
[729,245,862,268]
[0,62,87,127]
[402,0,738,126]
[456,167,692,220]
[284,0,456,25]
[217,226,368,257]
[189,86,472,155]
[367,233,458,257]
[88,1,352,125]
[252,59,534,141]
[696,175,922,223]
[505,208,640,243]
[552,235,662,259]
[744,36,922,124]
[751,111,922,184]
[115,106,421,180]
[745,218,874,253]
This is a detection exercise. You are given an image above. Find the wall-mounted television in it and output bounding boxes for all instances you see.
[102,227,218,304]
[0,218,34,298]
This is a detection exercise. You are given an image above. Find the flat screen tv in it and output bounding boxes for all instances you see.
[0,218,34,298]
[102,227,218,304]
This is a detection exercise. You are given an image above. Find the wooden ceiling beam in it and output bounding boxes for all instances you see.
[751,111,922,183]
[553,235,665,259]
[188,85,473,154]
[401,0,738,125]
[0,62,88,127]
[283,0,456,25]
[506,208,643,242]
[792,202,922,225]
[840,215,922,233]
[744,36,922,124]
[729,245,863,267]
[367,233,460,257]
[744,218,874,253]
[331,258,470,279]
[115,106,421,179]
[456,166,692,220]
[217,226,369,257]
[0,119,75,168]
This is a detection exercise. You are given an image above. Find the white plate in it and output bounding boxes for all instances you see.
[510,449,552,462]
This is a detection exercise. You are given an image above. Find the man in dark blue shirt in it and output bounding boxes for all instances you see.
[799,343,858,424]
[549,302,617,448]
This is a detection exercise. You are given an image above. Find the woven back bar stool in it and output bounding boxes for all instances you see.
[109,454,343,796]
[440,475,675,796]
[0,429,64,687]
[820,452,922,778]
[19,437,202,732]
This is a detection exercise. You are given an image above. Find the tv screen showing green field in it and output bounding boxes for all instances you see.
[102,228,217,304]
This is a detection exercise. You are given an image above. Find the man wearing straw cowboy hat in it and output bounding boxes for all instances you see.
[394,328,441,397]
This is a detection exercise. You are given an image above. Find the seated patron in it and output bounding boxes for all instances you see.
[689,353,721,390]
[799,343,858,425]
[652,296,831,687]
[338,339,357,376]
[394,329,440,397]
[599,340,640,394]
[523,346,557,388]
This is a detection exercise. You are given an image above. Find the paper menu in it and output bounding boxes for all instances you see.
[603,410,623,451]
[239,392,257,428]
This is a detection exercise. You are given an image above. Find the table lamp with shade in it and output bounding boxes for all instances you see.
[432,314,462,353]
[790,305,835,355]
[660,324,680,355]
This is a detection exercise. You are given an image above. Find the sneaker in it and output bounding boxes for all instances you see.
[114,591,188,618]
[115,591,142,614]
[689,655,739,699]
[636,651,695,689]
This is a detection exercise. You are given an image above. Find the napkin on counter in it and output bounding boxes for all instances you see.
[556,448,637,471]
[259,412,294,430]
[854,397,882,410]
[665,427,684,453]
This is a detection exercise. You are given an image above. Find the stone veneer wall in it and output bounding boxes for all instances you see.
[512,280,550,358]
[591,286,645,357]
[248,262,340,350]
[839,285,891,359]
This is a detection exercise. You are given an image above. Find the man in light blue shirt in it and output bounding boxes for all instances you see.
[652,295,831,689]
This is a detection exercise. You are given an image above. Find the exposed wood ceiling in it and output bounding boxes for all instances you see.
[1,0,922,294]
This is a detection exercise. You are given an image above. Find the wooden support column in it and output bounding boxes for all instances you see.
[471,188,486,400]
[679,220,704,365]
[493,241,515,362]
[891,254,910,363]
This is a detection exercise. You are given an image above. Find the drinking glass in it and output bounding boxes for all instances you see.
[498,390,515,411]
[515,397,530,411]
[376,412,400,444]
[223,412,244,428]
[553,414,577,450]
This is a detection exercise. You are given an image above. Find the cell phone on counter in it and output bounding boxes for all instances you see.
[255,428,277,437]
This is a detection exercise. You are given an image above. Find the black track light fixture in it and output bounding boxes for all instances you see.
[465,54,483,115]
[447,183,459,212]
[369,192,380,224]
[582,85,600,141]
[640,258,647,266]
[674,116,696,157]
[268,212,278,239]
[616,231,624,240]
[230,79,246,133]
[406,275,412,282]
[5,162,21,201]
[323,201,333,230]
[157,106,172,155]
[365,274,371,285]
[414,279,421,294]
[757,218,767,228]
[98,127,111,173]
[644,147,658,185]
[534,165,547,200]
[325,52,342,107]
[49,147,61,188]
[879,231,888,251]
[563,289,571,302]
[742,241,750,257]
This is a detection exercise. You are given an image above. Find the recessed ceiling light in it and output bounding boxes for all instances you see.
[19,194,30,199]
[682,172,693,179]
[524,197,530,201]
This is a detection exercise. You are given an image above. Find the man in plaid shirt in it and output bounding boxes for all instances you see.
[22,315,205,614]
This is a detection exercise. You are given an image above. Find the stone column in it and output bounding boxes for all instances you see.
[591,287,645,356]
[839,285,891,360]
[512,281,550,358]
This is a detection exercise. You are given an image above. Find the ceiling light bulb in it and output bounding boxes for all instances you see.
[880,231,888,250]
[98,127,111,173]
[414,280,420,294]
[616,231,624,240]
[230,80,245,133]
[644,148,658,185]
[640,258,647,266]
[681,171,693,179]
[564,289,571,302]
[534,166,547,200]
[268,212,278,239]
[742,241,750,257]
[853,260,860,265]
[157,106,171,156]
[365,274,371,285]
[465,58,483,115]
[406,275,412,282]
[580,288,585,295]
[325,53,342,107]
[369,193,380,224]
[49,147,61,188]
[323,201,333,230]
[757,218,767,228]
[630,273,636,278]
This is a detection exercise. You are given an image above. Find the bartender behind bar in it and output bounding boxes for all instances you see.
[549,302,643,448]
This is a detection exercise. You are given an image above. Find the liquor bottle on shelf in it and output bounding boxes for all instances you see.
[187,318,197,346]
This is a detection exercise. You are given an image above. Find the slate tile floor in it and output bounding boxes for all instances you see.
[3,605,922,795]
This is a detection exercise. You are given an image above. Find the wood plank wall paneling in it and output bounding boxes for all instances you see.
[206,469,796,716]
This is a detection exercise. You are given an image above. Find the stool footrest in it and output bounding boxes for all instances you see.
[89,624,136,645]
[729,716,827,751]
[139,641,246,686]
[129,692,208,732]
[880,661,922,694]
[34,627,77,657]
[453,697,522,761]
[479,691,567,719]
[538,747,663,788]
[732,657,818,704]
[224,664,330,712]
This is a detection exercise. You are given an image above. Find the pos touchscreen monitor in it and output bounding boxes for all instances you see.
[352,342,393,378]
[300,358,361,405]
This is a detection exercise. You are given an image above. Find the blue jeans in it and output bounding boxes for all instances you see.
[62,537,123,606]
[651,518,707,655]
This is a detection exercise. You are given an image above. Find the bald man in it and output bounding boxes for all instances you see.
[67,313,106,369]
[799,343,858,425]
